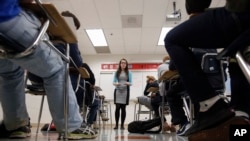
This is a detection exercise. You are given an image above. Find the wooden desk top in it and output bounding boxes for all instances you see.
[158,70,179,81]
[22,3,78,43]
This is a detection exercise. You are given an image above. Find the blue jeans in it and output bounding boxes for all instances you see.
[0,10,82,132]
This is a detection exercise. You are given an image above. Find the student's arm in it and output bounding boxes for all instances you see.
[69,43,83,67]
[144,83,150,96]
[82,63,95,85]
[61,11,81,30]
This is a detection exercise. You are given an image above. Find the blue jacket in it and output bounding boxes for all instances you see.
[0,0,20,22]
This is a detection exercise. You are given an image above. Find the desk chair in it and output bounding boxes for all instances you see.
[0,18,52,133]
[25,72,59,133]
[158,70,181,133]
[134,102,154,121]
[76,68,90,122]
[25,3,77,139]
[134,87,155,121]
[218,46,250,85]
[176,52,228,126]
[96,88,112,128]
[238,46,250,83]
[201,53,229,102]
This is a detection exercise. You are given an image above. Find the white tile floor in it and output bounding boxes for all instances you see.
[0,100,188,141]
[0,126,189,141]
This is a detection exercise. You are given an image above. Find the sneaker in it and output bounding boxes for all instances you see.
[48,123,57,131]
[68,127,98,139]
[41,123,56,131]
[177,122,191,136]
[86,126,98,134]
[9,126,31,139]
[184,99,235,136]
[0,122,10,138]
[188,116,250,141]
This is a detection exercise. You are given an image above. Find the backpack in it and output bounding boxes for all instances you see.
[128,117,162,134]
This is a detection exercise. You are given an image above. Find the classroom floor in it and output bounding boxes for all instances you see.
[0,126,188,141]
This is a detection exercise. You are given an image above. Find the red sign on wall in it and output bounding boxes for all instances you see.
[101,63,161,70]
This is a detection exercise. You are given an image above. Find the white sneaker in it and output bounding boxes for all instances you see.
[68,127,98,139]
[176,122,191,136]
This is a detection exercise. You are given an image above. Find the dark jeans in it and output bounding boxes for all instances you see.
[164,7,250,105]
[55,43,83,68]
[151,95,162,117]
[166,80,188,125]
[229,62,250,116]
[70,73,84,108]
[87,98,99,125]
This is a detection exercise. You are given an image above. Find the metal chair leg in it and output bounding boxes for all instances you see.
[36,95,45,134]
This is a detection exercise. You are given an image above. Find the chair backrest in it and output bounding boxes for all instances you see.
[238,46,250,84]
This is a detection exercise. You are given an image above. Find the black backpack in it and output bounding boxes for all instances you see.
[128,117,162,134]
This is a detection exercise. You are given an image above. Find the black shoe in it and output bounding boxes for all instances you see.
[0,122,10,138]
[113,126,118,130]
[184,99,235,136]
[177,121,191,136]
[9,125,31,139]
[188,116,250,141]
[120,126,125,130]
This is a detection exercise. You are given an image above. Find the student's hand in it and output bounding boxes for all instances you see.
[115,83,120,86]
[125,82,130,85]
[61,11,75,17]
[151,93,156,97]
[61,11,81,30]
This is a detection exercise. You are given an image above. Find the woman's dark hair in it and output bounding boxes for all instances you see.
[116,58,129,79]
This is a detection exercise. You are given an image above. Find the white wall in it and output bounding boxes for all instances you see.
[83,54,165,86]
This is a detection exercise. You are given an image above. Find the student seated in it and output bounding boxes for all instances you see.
[0,0,93,139]
[164,0,250,140]
[136,75,157,110]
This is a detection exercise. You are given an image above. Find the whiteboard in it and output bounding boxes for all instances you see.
[98,72,115,100]
[99,71,157,100]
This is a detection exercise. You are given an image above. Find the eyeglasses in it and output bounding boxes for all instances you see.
[121,62,127,64]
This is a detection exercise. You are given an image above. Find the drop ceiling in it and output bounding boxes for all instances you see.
[41,0,225,55]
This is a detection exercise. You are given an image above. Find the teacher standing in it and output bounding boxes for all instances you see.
[113,58,132,130]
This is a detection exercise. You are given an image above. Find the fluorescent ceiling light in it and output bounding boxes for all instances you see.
[86,29,108,47]
[157,27,173,46]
